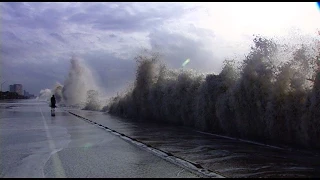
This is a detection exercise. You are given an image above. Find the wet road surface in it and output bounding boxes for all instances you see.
[0,100,201,178]
[69,108,320,178]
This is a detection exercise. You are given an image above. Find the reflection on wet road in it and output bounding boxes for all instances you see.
[70,109,320,178]
[0,100,200,178]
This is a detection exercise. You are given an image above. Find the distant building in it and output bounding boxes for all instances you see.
[23,89,35,98]
[14,84,23,96]
[24,90,30,97]
[9,84,23,96]
[9,85,14,92]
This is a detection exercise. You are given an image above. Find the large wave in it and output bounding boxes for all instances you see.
[38,56,105,111]
[37,88,52,101]
[107,34,320,149]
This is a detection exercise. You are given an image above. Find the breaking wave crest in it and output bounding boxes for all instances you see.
[106,34,320,149]
[38,56,104,111]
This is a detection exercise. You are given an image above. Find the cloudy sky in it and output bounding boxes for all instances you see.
[1,2,319,95]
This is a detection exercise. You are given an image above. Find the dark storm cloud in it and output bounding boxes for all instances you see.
[50,33,67,43]
[68,2,187,32]
[1,31,23,43]
[0,2,222,95]
[1,2,64,31]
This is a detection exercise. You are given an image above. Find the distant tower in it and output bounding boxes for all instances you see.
[9,85,14,92]
[13,84,23,95]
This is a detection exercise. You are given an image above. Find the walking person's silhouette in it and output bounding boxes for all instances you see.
[50,95,56,116]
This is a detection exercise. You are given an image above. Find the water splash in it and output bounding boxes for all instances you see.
[107,34,320,149]
[38,56,105,110]
[37,89,52,101]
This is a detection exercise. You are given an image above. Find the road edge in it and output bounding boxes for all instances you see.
[67,110,226,178]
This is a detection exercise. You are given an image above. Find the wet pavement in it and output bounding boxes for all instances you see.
[68,108,320,178]
[0,100,201,178]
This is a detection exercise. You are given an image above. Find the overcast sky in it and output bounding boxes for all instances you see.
[1,2,319,95]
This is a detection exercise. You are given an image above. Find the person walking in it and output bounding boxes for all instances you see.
[50,95,56,116]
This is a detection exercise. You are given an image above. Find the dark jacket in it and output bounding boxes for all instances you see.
[50,96,56,108]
